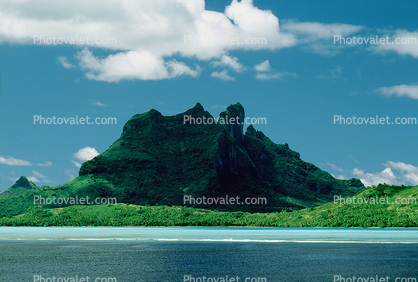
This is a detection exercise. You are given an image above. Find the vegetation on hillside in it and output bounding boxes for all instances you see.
[1,184,416,227]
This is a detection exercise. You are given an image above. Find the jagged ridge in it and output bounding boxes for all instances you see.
[77,102,364,211]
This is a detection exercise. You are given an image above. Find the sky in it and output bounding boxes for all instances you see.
[1,0,418,192]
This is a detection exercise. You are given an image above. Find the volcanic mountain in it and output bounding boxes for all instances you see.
[76,102,364,212]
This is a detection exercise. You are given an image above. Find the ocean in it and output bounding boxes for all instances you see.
[1,227,417,281]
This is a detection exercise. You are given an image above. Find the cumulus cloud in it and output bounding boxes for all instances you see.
[317,66,343,79]
[0,156,31,166]
[327,163,344,172]
[72,146,99,164]
[57,56,75,69]
[385,161,418,185]
[37,161,53,167]
[256,71,297,80]
[0,0,297,82]
[281,20,364,55]
[211,55,245,72]
[353,161,418,187]
[353,167,398,187]
[32,171,46,179]
[66,169,77,181]
[373,30,418,58]
[254,59,296,80]
[27,176,40,183]
[211,70,235,81]
[77,49,200,82]
[254,60,271,72]
[93,101,106,107]
[28,170,51,183]
[378,84,418,99]
[282,21,364,40]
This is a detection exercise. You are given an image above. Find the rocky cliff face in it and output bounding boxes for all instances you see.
[79,102,364,212]
[219,103,245,144]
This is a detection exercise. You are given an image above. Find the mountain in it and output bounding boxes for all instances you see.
[0,102,364,217]
[0,176,38,199]
[78,102,363,211]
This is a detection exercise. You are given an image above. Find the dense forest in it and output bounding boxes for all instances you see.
[1,184,417,227]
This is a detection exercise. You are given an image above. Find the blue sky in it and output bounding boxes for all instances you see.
[1,0,418,192]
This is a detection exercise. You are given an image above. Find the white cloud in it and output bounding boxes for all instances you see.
[254,60,271,72]
[37,161,53,167]
[353,167,398,187]
[256,71,297,80]
[225,0,280,35]
[281,21,363,56]
[349,155,359,164]
[282,21,364,40]
[374,30,418,58]
[32,171,47,179]
[0,156,31,166]
[211,55,245,73]
[93,101,106,107]
[302,42,343,56]
[327,163,344,172]
[8,177,19,183]
[211,70,235,81]
[254,60,296,80]
[0,0,296,82]
[29,170,51,183]
[378,84,418,99]
[77,49,200,82]
[72,160,82,168]
[72,146,99,163]
[57,56,75,69]
[27,176,40,183]
[352,161,418,187]
[385,161,418,185]
[66,169,77,181]
[317,66,343,79]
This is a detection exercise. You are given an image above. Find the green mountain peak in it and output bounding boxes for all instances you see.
[0,176,38,199]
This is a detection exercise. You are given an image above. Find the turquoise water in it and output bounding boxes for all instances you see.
[1,227,417,242]
[1,228,417,281]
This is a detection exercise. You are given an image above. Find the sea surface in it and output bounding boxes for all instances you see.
[1,227,417,281]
